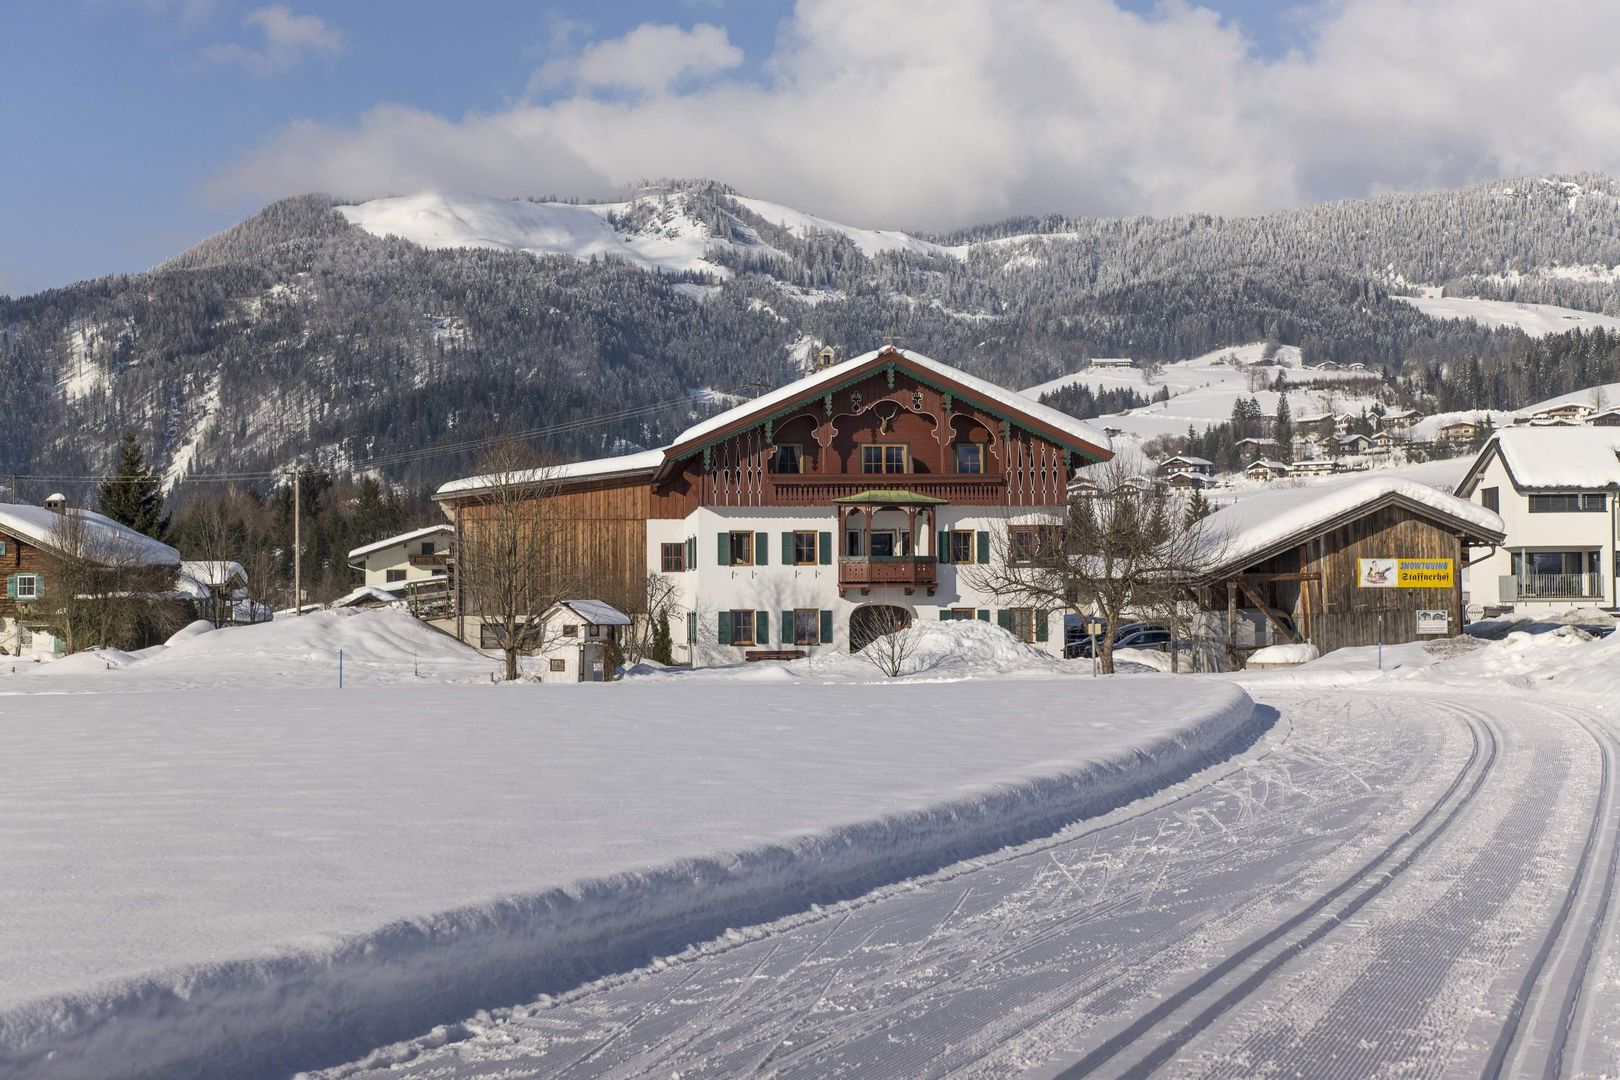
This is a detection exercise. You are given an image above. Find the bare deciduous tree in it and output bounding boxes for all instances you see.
[964,460,1226,675]
[44,509,183,653]
[623,572,680,667]
[457,441,581,681]
[853,605,923,678]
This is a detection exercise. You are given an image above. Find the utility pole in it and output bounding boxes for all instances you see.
[293,466,302,616]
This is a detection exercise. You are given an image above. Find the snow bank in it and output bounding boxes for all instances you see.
[801,618,1064,679]
[1246,643,1321,667]
[0,677,1258,1080]
[0,609,494,690]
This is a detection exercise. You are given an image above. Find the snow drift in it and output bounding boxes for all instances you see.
[0,676,1258,1080]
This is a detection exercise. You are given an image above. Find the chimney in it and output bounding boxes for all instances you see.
[44,493,66,513]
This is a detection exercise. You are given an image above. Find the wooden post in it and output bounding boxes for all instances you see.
[1226,580,1238,668]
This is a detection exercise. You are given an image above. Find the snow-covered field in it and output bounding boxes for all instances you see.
[0,615,1256,1080]
[1396,291,1620,335]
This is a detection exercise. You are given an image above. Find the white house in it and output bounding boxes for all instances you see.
[1156,455,1215,478]
[347,524,452,612]
[1455,428,1620,610]
[1088,357,1133,369]
[529,600,631,681]
[435,347,1114,668]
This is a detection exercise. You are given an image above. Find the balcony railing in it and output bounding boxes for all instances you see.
[770,473,1006,505]
[408,553,447,567]
[1506,572,1604,599]
[838,556,938,595]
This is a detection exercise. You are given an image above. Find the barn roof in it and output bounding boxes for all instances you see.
[0,503,179,567]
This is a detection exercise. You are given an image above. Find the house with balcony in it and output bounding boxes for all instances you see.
[434,347,1113,666]
[1455,428,1620,610]
[346,524,453,616]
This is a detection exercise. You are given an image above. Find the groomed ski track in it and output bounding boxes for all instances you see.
[320,689,1620,1079]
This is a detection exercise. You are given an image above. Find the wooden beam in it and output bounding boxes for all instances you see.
[1226,581,1238,668]
[1237,580,1302,644]
[1237,571,1323,583]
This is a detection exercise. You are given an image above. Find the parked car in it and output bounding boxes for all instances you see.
[1067,622,1170,658]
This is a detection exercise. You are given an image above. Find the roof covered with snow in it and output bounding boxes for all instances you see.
[558,599,631,626]
[1198,477,1504,575]
[668,347,1110,457]
[347,524,455,561]
[179,561,246,590]
[435,448,667,500]
[0,504,180,567]
[1462,427,1620,492]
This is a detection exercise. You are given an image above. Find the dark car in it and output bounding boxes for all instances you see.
[1066,621,1169,658]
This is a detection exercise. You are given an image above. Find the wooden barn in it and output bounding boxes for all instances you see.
[1191,477,1505,661]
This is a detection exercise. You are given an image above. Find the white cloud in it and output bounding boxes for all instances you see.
[212,0,1620,229]
[204,4,341,75]
[536,23,743,95]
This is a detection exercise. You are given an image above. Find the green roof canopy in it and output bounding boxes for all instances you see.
[831,489,949,505]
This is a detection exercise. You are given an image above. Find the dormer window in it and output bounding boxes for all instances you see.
[861,443,907,474]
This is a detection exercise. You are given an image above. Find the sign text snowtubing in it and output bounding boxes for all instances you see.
[1356,558,1454,589]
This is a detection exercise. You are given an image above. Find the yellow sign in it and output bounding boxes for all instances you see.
[1357,558,1454,589]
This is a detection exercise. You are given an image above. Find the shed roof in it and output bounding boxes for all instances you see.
[831,489,949,505]
[1458,427,1620,492]
[558,600,631,626]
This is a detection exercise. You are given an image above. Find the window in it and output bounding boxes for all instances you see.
[562,624,579,637]
[1008,608,1036,642]
[1010,527,1039,565]
[661,542,686,573]
[1481,487,1500,512]
[0,540,8,556]
[793,608,820,646]
[549,658,566,673]
[386,568,406,583]
[861,443,908,474]
[729,531,755,566]
[14,573,39,600]
[479,624,508,649]
[950,607,975,621]
[868,531,909,557]
[729,609,756,646]
[419,542,436,556]
[587,624,600,638]
[954,443,985,473]
[1529,493,1606,513]
[771,443,804,474]
[793,530,818,565]
[846,530,864,557]
[949,530,974,564]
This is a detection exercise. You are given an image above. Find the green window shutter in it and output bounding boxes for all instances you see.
[819,532,833,565]
[939,608,951,620]
[4,575,15,600]
[756,610,769,644]
[782,532,794,565]
[977,609,990,622]
[717,611,731,645]
[687,611,696,644]
[782,610,793,643]
[998,610,1012,630]
[977,531,990,564]
[820,609,833,644]
[1036,610,1050,642]
[0,540,7,556]
[937,530,949,563]
[717,532,731,566]
[686,536,696,569]
[32,576,42,601]
[755,532,769,565]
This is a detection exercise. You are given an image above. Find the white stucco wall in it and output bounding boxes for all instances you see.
[355,532,452,590]
[649,505,1065,668]
[1460,454,1618,610]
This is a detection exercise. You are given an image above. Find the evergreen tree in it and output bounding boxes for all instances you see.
[1274,393,1293,462]
[98,432,169,539]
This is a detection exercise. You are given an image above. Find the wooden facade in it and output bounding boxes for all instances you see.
[0,529,49,624]
[1202,499,1496,658]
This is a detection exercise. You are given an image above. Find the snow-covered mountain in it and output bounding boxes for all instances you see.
[6,175,1620,492]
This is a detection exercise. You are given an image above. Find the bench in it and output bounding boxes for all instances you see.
[744,649,807,662]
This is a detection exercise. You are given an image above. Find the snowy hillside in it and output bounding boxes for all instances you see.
[733,196,950,259]
[338,191,779,277]
[1026,342,1384,443]
[1395,291,1620,336]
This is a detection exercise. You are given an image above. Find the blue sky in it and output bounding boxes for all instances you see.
[3,0,1611,295]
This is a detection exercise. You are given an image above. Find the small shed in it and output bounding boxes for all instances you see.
[1191,477,1504,661]
[536,600,632,682]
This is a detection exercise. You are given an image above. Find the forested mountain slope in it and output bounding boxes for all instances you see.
[3,175,1617,494]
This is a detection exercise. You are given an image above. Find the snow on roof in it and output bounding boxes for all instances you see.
[1199,477,1504,573]
[330,585,403,608]
[1246,459,1291,470]
[347,524,455,561]
[1477,427,1620,490]
[669,348,1110,456]
[179,561,246,588]
[435,449,667,500]
[0,504,179,567]
[558,599,631,626]
[1162,455,1212,466]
